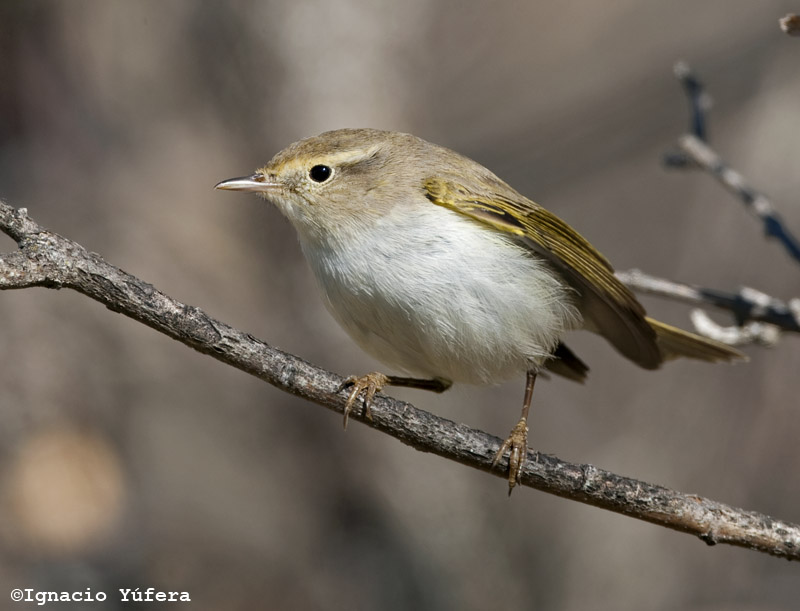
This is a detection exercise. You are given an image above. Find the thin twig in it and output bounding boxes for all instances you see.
[689,309,780,347]
[1,200,798,560]
[617,268,800,334]
[663,63,800,265]
[676,60,710,142]
[662,61,712,166]
[677,134,800,263]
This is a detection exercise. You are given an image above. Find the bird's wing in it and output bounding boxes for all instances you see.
[424,176,662,369]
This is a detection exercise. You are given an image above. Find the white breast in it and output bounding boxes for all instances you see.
[298,204,581,385]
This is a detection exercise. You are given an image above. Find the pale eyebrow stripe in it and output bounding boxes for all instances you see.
[281,145,382,173]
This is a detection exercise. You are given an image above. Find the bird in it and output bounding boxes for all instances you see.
[216,128,745,492]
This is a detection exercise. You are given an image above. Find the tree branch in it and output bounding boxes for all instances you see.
[676,134,800,264]
[616,269,800,332]
[1,200,798,560]
[664,62,800,265]
[648,63,800,348]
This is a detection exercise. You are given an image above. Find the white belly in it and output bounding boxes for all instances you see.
[299,204,581,384]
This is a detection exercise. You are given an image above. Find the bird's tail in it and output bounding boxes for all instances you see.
[646,317,747,363]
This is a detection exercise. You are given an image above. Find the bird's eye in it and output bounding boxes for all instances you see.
[309,165,332,183]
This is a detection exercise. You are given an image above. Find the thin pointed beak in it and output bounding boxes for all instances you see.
[214,173,281,193]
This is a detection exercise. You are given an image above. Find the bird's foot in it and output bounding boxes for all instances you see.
[338,372,390,429]
[492,417,529,495]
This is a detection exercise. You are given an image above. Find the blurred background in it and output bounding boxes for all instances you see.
[1,1,798,609]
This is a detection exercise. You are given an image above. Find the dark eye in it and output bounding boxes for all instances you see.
[309,165,332,183]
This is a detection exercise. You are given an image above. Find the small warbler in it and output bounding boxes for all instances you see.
[216,128,745,492]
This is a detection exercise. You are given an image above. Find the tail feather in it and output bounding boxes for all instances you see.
[646,317,747,364]
[545,342,589,382]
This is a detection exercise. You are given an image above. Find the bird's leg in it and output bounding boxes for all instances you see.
[338,373,452,429]
[492,370,537,494]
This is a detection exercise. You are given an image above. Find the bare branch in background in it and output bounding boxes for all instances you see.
[617,268,800,345]
[676,134,800,263]
[1,199,798,560]
[664,62,800,265]
[780,14,800,36]
[643,62,800,346]
[689,310,780,347]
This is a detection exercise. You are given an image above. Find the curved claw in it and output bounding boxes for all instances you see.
[492,417,529,495]
[339,372,389,429]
